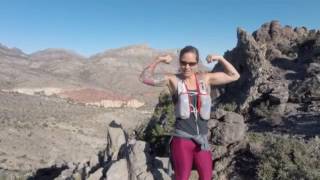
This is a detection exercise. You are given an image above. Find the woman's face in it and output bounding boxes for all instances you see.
[180,52,198,78]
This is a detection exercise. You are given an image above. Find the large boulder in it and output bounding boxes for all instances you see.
[208,110,248,179]
[210,111,247,145]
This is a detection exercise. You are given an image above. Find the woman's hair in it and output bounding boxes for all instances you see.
[179,45,200,63]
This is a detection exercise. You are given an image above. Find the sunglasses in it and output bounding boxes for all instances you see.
[180,61,198,66]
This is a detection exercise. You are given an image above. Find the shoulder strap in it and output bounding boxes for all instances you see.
[176,75,187,94]
[196,73,210,94]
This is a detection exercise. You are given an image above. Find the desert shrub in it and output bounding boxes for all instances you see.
[218,101,237,112]
[136,91,175,156]
[253,100,273,119]
[248,133,320,180]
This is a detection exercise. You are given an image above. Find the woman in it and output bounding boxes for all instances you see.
[139,45,240,180]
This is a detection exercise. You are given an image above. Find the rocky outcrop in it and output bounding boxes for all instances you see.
[214,20,320,133]
[208,110,248,180]
[210,110,247,145]
[98,113,247,180]
[34,120,171,180]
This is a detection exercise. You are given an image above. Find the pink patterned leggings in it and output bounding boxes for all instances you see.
[170,136,213,180]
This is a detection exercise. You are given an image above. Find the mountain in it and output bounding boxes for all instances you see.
[0,43,181,108]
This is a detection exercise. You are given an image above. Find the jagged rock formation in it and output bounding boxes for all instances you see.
[214,20,320,135]
[51,121,171,180]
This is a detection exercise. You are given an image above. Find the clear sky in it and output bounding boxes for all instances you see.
[0,0,319,61]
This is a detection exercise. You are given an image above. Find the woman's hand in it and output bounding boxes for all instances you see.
[206,54,222,63]
[157,54,173,64]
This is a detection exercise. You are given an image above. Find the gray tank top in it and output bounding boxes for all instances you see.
[173,89,208,135]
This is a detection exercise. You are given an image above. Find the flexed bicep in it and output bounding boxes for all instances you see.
[205,54,240,86]
[206,72,239,86]
[140,71,170,87]
[139,54,173,87]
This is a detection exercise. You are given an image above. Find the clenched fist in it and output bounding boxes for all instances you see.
[206,54,222,63]
[157,54,173,64]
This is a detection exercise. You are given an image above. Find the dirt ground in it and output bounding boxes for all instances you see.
[0,91,153,173]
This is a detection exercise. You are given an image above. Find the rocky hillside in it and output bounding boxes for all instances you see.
[0,90,152,180]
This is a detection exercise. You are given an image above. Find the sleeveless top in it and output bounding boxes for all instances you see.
[174,73,212,120]
[173,89,208,135]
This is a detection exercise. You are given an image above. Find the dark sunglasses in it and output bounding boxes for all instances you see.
[180,61,198,66]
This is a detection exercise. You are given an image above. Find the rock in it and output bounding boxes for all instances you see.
[106,159,129,180]
[88,152,101,168]
[136,172,154,180]
[211,112,247,145]
[215,20,320,116]
[72,172,82,180]
[153,157,169,170]
[87,168,103,180]
[155,169,171,180]
[211,108,227,119]
[208,111,248,179]
[54,168,74,180]
[106,121,127,160]
[128,140,153,180]
[207,119,218,129]
[215,26,272,113]
[268,81,289,105]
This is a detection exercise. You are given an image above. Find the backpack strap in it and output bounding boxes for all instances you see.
[196,73,210,95]
[172,75,182,104]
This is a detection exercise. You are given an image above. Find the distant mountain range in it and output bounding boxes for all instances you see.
[0,43,183,108]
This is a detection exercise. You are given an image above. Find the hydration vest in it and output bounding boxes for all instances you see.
[174,73,212,120]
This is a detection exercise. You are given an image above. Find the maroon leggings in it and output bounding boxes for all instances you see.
[170,136,213,180]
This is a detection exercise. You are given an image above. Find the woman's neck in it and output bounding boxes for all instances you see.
[182,73,196,83]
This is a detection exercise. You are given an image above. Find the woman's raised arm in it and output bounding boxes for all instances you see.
[205,54,240,86]
[139,54,173,87]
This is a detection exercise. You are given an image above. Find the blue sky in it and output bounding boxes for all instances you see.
[0,0,319,62]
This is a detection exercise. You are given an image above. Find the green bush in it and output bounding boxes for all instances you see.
[137,91,176,156]
[248,133,320,180]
